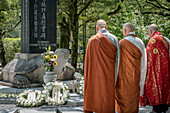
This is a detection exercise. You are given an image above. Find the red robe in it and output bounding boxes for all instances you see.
[84,32,116,113]
[140,31,170,106]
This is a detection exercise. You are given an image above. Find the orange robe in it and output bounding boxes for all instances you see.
[115,39,142,113]
[84,32,116,113]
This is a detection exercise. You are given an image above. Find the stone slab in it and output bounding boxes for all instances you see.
[57,107,83,113]
[0,84,43,94]
[67,93,83,107]
[18,53,40,60]
[0,81,43,88]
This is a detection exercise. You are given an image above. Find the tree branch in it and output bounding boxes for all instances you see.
[7,19,21,32]
[155,0,170,11]
[65,10,70,16]
[136,0,142,11]
[0,31,6,39]
[107,4,121,15]
[145,0,161,8]
[78,1,92,16]
[78,19,94,28]
[107,0,124,15]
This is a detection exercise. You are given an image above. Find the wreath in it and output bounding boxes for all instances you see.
[78,77,84,96]
[42,81,70,105]
[16,89,45,107]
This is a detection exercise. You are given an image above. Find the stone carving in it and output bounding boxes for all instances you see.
[0,49,82,87]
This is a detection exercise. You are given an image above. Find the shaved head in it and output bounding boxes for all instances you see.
[148,24,158,37]
[148,24,158,32]
[96,19,107,31]
[123,23,134,37]
[123,23,134,32]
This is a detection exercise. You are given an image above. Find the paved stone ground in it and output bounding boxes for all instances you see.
[0,85,169,113]
[1,104,170,113]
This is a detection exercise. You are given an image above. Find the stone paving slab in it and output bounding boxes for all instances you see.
[57,107,83,113]
[0,85,43,94]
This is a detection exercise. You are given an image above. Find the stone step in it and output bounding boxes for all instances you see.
[57,107,83,113]
[0,84,43,94]
[0,97,16,104]
[68,93,83,107]
[0,67,2,71]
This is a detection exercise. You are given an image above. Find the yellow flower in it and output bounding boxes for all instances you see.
[45,55,50,59]
[53,55,57,60]
[53,61,57,66]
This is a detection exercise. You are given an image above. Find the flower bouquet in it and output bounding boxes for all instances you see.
[42,46,58,83]
[42,46,58,72]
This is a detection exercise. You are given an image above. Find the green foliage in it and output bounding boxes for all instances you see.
[0,0,21,37]
[105,0,170,46]
[2,38,21,63]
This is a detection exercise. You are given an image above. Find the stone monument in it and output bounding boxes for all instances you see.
[0,0,82,88]
[21,0,57,53]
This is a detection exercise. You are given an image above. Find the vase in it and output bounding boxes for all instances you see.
[43,72,57,84]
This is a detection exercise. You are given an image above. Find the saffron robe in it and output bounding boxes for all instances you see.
[115,34,146,113]
[140,31,170,106]
[84,32,117,113]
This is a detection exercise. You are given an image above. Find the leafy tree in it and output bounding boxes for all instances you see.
[57,0,92,69]
[0,0,21,67]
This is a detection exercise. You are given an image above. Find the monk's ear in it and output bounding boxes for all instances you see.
[105,26,108,30]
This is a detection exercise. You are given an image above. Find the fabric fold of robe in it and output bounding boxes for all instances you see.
[115,39,142,113]
[140,33,170,107]
[84,32,116,113]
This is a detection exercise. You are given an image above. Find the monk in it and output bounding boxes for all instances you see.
[140,24,170,113]
[84,19,120,113]
[115,23,147,113]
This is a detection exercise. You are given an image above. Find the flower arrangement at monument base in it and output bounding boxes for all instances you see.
[42,46,58,83]
[78,77,84,96]
[16,89,45,107]
[42,81,70,105]
[0,93,16,98]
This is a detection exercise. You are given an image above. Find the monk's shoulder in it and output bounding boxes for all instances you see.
[119,38,127,44]
[88,35,99,43]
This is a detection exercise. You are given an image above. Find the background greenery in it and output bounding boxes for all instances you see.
[3,38,21,63]
[0,0,169,72]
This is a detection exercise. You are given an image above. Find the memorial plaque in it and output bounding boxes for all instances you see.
[52,85,61,100]
[21,0,57,53]
[27,92,36,101]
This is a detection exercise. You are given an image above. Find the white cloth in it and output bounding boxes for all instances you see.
[99,29,120,85]
[124,32,147,96]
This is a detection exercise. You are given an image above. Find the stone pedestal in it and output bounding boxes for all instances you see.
[15,53,40,60]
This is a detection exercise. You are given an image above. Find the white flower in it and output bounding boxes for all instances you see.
[48,102,52,105]
[38,100,41,103]
[49,51,54,54]
[58,100,61,104]
[50,59,55,62]
[48,86,53,90]
[80,80,84,83]
[80,91,83,94]
[24,102,28,106]
[20,101,24,105]
[32,102,36,106]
